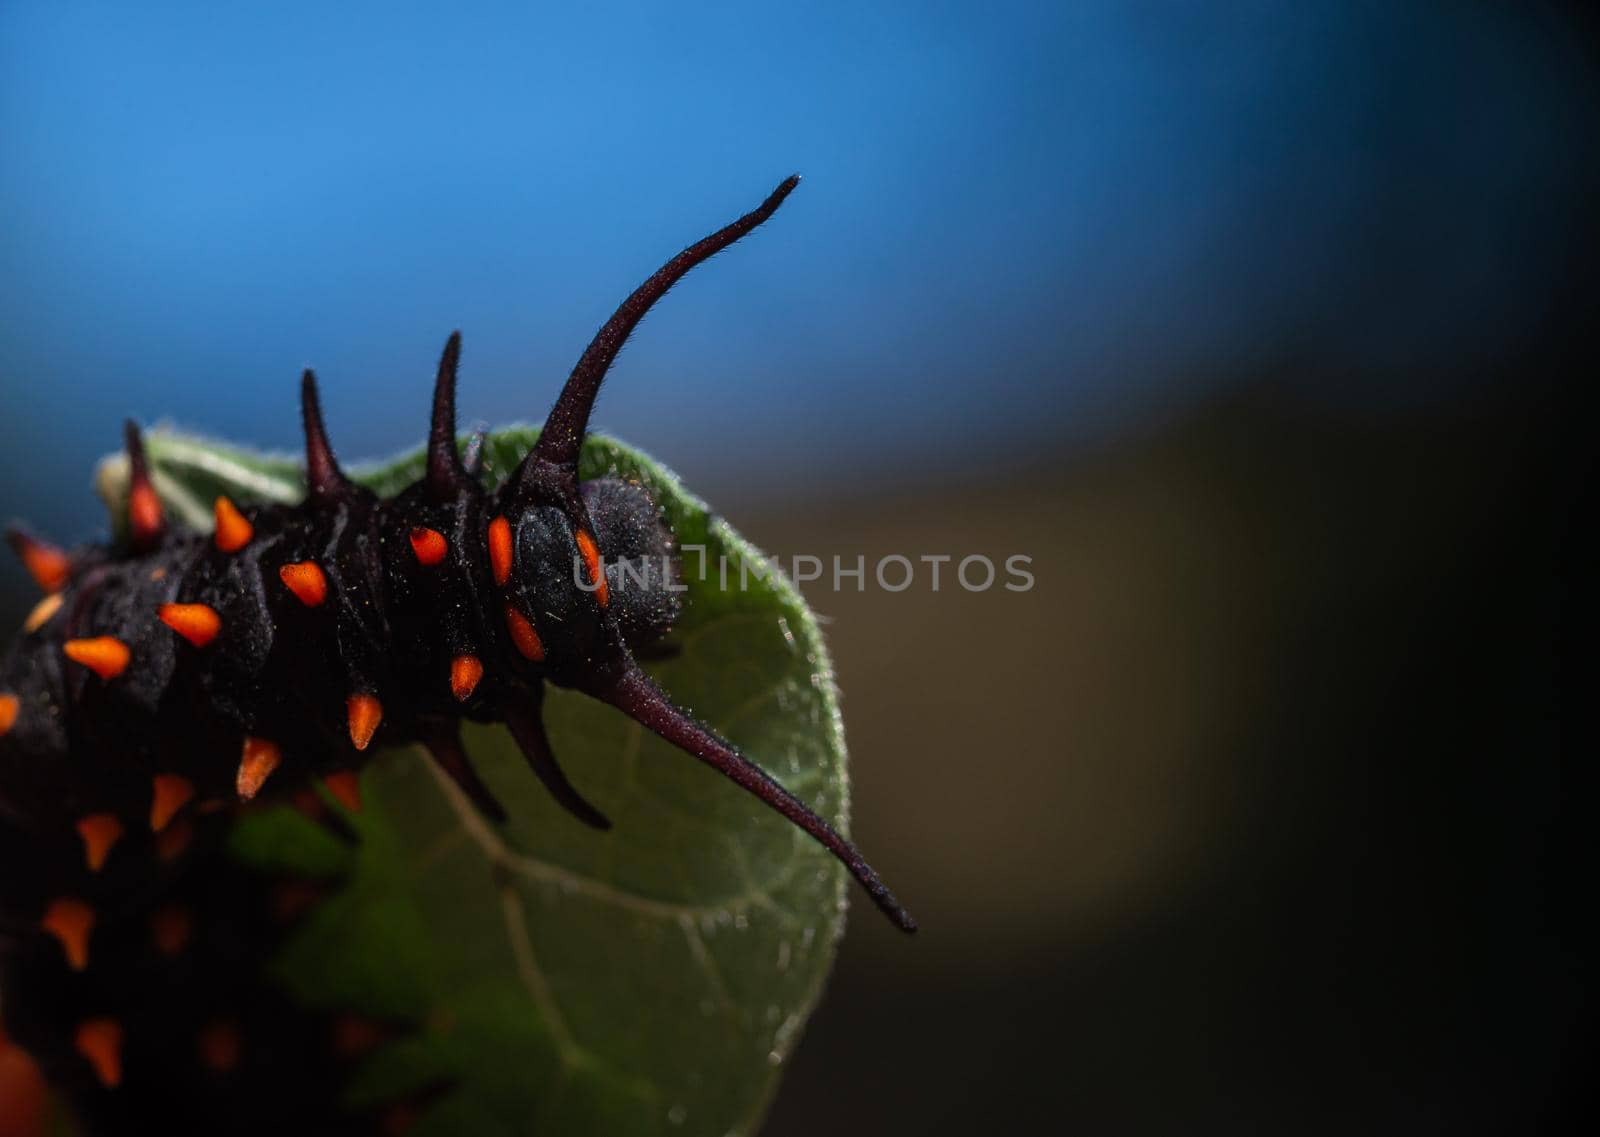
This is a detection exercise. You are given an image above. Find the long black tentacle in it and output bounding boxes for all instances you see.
[418,720,508,823]
[504,704,612,831]
[300,369,351,503]
[516,175,800,496]
[596,663,917,933]
[425,332,469,501]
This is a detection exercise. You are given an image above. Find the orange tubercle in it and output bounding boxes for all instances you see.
[488,515,512,585]
[0,694,17,738]
[346,694,382,751]
[155,816,195,862]
[450,654,484,701]
[62,637,130,680]
[150,904,193,957]
[22,591,63,634]
[237,736,282,801]
[409,526,448,566]
[128,481,164,546]
[324,770,362,813]
[74,1019,123,1089]
[575,529,609,607]
[198,1020,242,1073]
[149,773,195,832]
[504,603,545,661]
[76,814,124,872]
[331,1014,389,1060]
[272,881,326,924]
[213,496,254,552]
[9,531,71,593]
[42,898,94,971]
[158,603,222,648]
[0,1019,48,1133]
[278,561,328,607]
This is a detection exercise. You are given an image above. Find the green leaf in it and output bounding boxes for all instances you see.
[97,427,851,1136]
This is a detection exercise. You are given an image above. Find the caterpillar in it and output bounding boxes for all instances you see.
[0,176,914,1135]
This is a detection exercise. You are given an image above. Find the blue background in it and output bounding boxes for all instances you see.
[1,1,1590,541]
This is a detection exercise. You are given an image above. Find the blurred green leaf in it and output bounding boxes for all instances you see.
[98,428,851,1136]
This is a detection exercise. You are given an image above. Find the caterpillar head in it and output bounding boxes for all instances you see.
[498,480,681,687]
[336,176,915,931]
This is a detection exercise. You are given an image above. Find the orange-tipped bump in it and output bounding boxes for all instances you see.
[74,1018,122,1089]
[272,880,326,924]
[63,637,130,681]
[346,694,382,751]
[8,530,71,593]
[278,561,328,607]
[0,693,17,738]
[450,654,484,701]
[214,496,254,552]
[0,1019,47,1129]
[158,603,222,648]
[331,1014,389,1060]
[155,816,194,862]
[76,814,124,872]
[324,770,362,812]
[128,481,164,548]
[409,526,448,566]
[42,898,94,971]
[198,1020,242,1073]
[575,529,609,608]
[237,736,282,801]
[150,904,193,957]
[23,591,63,634]
[149,774,195,832]
[488,515,512,585]
[504,604,544,661]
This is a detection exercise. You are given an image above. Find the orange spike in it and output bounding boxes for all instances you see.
[7,530,71,593]
[124,421,164,550]
[213,495,254,552]
[155,816,194,862]
[237,736,281,801]
[271,880,326,924]
[198,1020,242,1073]
[23,591,63,633]
[409,526,448,566]
[346,694,382,751]
[150,904,194,957]
[149,774,195,832]
[450,654,484,701]
[278,561,328,607]
[74,1018,122,1089]
[488,515,512,585]
[62,637,130,681]
[41,898,94,971]
[504,604,545,661]
[324,770,362,812]
[128,482,163,549]
[331,1013,389,1060]
[75,814,124,872]
[0,693,17,738]
[0,1020,48,1131]
[575,529,609,607]
[158,603,222,648]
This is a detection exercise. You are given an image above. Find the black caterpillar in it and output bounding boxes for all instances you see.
[0,177,914,1135]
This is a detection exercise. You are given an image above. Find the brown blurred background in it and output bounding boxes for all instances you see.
[751,370,1587,1134]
